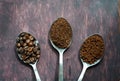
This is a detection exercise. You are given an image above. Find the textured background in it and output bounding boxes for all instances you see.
[0,0,119,81]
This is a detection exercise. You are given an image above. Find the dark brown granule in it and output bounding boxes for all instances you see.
[16,32,40,64]
[80,34,104,64]
[49,18,72,48]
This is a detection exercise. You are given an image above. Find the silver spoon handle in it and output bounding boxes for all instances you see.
[78,64,88,81]
[59,52,63,81]
[31,63,41,81]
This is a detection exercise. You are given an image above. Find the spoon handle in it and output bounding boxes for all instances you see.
[59,52,64,81]
[77,63,88,81]
[31,63,41,81]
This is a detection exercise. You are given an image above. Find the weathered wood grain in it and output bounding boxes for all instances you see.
[0,0,119,81]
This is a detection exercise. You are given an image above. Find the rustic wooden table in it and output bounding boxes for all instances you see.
[0,0,119,81]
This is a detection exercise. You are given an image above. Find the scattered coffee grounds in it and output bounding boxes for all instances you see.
[49,18,72,48]
[16,32,40,64]
[80,34,104,64]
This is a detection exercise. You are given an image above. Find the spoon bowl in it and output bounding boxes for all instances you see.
[15,32,41,81]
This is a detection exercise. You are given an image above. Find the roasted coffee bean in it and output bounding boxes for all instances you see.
[20,41,24,46]
[36,50,40,55]
[20,32,26,37]
[26,39,30,44]
[23,43,27,47]
[24,46,29,51]
[16,43,21,48]
[27,47,33,52]
[24,33,30,39]
[32,53,36,57]
[24,59,31,64]
[25,51,32,56]
[29,57,35,63]
[21,54,29,60]
[16,37,20,42]
[33,47,38,53]
[19,37,23,41]
[29,35,34,41]
[36,55,40,59]
[23,36,27,40]
[17,47,24,54]
[28,41,34,46]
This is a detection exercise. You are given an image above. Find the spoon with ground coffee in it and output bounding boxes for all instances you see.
[78,34,104,81]
[15,32,41,81]
[49,18,72,81]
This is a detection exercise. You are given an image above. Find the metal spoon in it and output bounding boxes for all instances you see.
[77,34,104,81]
[49,39,71,81]
[77,58,101,81]
[15,32,41,81]
[49,18,72,81]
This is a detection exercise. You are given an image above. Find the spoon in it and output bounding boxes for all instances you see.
[15,32,41,81]
[49,18,72,81]
[77,34,104,81]
[77,58,101,81]
[49,40,67,81]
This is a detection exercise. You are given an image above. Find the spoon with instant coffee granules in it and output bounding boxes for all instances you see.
[77,34,104,81]
[15,32,41,81]
[49,18,72,81]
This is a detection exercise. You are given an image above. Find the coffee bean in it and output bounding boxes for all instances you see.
[19,37,23,41]
[27,47,33,52]
[16,43,21,48]
[26,39,30,44]
[30,57,35,63]
[20,41,24,46]
[23,36,27,40]
[33,47,38,53]
[36,50,40,55]
[20,32,26,37]
[29,35,34,41]
[28,41,33,46]
[17,47,24,54]
[23,43,27,47]
[21,54,29,60]
[36,55,40,59]
[24,59,31,64]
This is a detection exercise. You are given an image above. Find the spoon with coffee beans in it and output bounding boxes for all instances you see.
[15,32,41,81]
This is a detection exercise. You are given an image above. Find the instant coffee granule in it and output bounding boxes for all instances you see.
[16,32,40,64]
[80,34,104,64]
[49,18,72,48]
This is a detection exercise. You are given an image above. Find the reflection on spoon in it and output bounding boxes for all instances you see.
[49,18,72,81]
[15,32,41,81]
[78,34,105,81]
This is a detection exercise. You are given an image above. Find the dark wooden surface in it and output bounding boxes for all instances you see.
[0,0,119,81]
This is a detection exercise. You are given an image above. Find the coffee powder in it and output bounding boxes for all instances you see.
[49,18,72,48]
[80,34,104,64]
